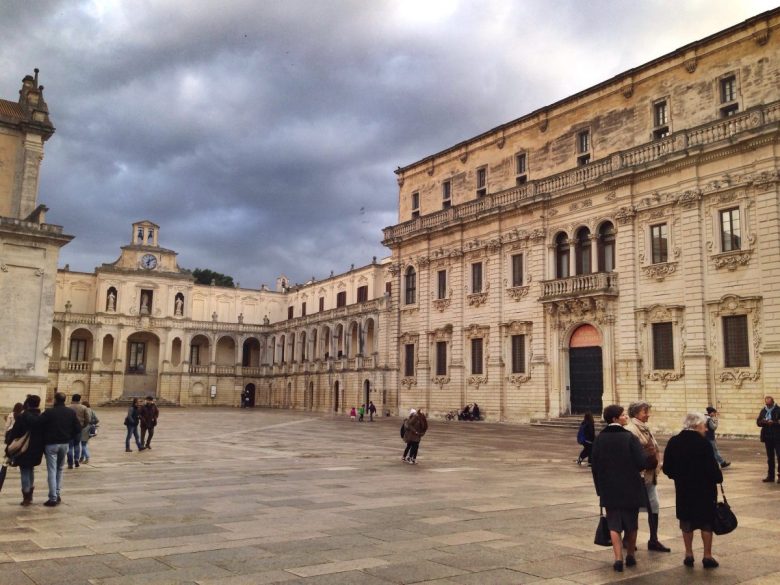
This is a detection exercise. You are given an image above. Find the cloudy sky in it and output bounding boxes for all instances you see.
[1,1,776,289]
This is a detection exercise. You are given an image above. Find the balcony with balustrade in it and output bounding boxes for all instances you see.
[539,272,619,302]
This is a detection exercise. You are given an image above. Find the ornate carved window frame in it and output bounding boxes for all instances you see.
[399,331,419,389]
[464,324,489,388]
[707,295,761,388]
[466,258,489,307]
[706,190,755,271]
[636,304,685,389]
[428,325,452,388]
[638,208,680,281]
[501,321,532,385]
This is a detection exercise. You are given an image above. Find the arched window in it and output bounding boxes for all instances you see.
[575,227,591,275]
[404,267,416,305]
[555,232,570,278]
[598,222,616,273]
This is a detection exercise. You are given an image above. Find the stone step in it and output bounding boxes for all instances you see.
[530,415,606,433]
[98,396,181,408]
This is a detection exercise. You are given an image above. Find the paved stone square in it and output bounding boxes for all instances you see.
[1,408,778,584]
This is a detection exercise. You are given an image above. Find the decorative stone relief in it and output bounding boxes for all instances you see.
[647,369,685,389]
[467,374,488,389]
[506,285,530,301]
[712,250,753,271]
[614,205,636,225]
[642,262,678,282]
[432,298,451,312]
[431,375,450,389]
[387,264,401,277]
[719,369,759,388]
[570,199,592,211]
[549,297,613,332]
[428,324,453,342]
[676,189,702,208]
[467,292,488,307]
[401,377,417,389]
[399,331,419,345]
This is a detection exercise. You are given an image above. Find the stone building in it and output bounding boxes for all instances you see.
[383,9,780,434]
[49,221,397,413]
[0,70,72,409]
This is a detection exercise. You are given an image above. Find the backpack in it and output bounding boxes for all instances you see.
[400,421,406,439]
[576,423,586,445]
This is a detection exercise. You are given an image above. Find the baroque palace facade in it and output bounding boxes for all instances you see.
[2,10,779,435]
[384,10,780,434]
[50,220,396,415]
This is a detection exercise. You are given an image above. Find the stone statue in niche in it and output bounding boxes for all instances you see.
[140,293,150,315]
[107,291,116,312]
[263,315,270,325]
[174,296,183,316]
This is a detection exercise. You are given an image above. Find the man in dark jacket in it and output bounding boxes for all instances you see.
[37,391,82,506]
[591,404,649,572]
[139,396,159,450]
[757,395,780,482]
[7,394,45,506]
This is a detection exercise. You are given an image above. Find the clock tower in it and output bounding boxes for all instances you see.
[102,220,181,273]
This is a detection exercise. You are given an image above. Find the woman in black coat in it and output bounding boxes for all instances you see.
[7,394,45,506]
[662,412,723,569]
[591,404,649,572]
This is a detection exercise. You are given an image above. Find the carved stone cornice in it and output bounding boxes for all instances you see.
[549,297,613,331]
[399,331,419,345]
[464,324,489,339]
[642,262,678,282]
[428,324,453,341]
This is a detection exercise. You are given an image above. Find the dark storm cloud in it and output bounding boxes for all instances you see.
[0,0,776,286]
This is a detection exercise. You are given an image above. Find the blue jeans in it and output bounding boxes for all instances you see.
[44,443,68,502]
[80,440,90,461]
[125,424,142,450]
[709,439,725,465]
[20,466,34,492]
[67,438,81,466]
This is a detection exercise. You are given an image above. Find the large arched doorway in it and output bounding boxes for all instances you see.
[363,379,370,411]
[333,381,340,412]
[569,324,603,414]
[244,383,256,407]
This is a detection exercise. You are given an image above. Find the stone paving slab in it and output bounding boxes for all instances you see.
[0,408,777,584]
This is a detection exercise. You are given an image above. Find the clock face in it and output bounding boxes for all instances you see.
[140,254,158,270]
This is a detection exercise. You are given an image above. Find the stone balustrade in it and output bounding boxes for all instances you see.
[540,272,619,300]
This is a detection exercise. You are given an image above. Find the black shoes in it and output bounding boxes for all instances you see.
[763,477,774,482]
[683,556,694,567]
[702,557,719,569]
[613,560,623,572]
[625,555,636,567]
[43,500,58,507]
[720,461,731,469]
[648,540,671,552]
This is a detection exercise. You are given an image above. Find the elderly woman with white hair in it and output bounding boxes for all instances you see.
[662,412,723,569]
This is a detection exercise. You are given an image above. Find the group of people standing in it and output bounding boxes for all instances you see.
[591,402,724,572]
[3,392,87,507]
[349,401,377,422]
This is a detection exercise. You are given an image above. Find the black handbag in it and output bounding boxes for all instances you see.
[713,483,738,535]
[594,507,612,546]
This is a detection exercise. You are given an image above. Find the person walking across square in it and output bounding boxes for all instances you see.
[139,396,159,449]
[37,391,82,506]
